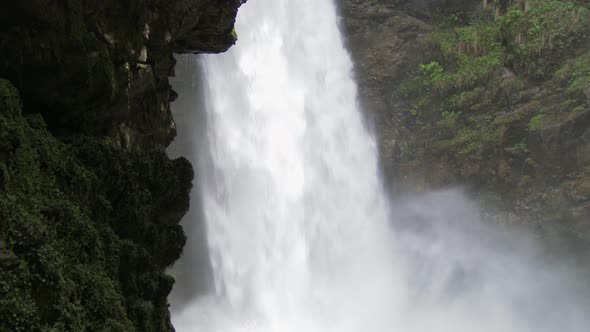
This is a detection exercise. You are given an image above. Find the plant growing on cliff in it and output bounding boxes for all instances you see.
[528,113,545,131]
[415,61,452,93]
[554,51,590,96]
[430,12,505,88]
[438,111,462,131]
[505,142,529,156]
[410,0,589,99]
[0,79,191,332]
[420,61,447,81]
[498,0,589,76]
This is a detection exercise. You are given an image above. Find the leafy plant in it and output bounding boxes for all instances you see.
[499,0,589,76]
[528,113,546,130]
[438,111,462,130]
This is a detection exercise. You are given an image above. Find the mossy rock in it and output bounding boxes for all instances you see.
[0,79,191,331]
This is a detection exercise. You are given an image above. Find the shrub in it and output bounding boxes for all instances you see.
[528,113,546,130]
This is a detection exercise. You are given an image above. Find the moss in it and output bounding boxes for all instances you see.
[505,142,529,156]
[528,113,546,130]
[441,88,483,112]
[231,28,238,42]
[437,111,462,130]
[0,264,39,332]
[492,110,526,126]
[0,79,191,331]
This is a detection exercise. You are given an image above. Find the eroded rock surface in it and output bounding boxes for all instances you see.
[0,0,243,148]
[0,1,244,331]
[337,0,590,258]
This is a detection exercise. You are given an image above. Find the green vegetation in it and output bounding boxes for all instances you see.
[405,0,588,97]
[397,0,590,227]
[402,0,589,139]
[528,113,545,130]
[554,50,590,97]
[505,142,529,156]
[0,79,191,331]
[438,111,462,130]
[439,12,504,87]
[499,0,589,76]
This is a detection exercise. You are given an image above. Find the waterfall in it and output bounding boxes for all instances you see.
[171,0,589,331]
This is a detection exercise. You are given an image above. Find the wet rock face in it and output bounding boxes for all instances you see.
[0,0,243,149]
[337,0,433,179]
[337,0,590,255]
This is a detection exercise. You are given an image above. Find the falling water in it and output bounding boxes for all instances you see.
[172,0,589,331]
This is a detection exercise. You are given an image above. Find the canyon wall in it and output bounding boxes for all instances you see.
[0,1,243,331]
[338,0,590,260]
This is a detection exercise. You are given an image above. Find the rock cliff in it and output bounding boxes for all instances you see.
[0,0,243,149]
[0,1,243,331]
[338,0,590,259]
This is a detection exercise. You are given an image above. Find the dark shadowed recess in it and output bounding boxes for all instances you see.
[167,54,216,311]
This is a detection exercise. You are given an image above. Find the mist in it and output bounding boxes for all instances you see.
[387,190,590,332]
